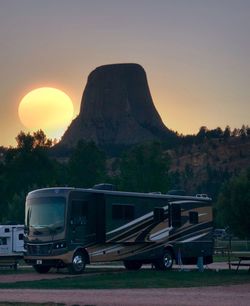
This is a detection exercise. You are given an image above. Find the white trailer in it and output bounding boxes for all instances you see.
[0,224,24,269]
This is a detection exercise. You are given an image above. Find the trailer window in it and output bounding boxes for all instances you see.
[0,237,7,245]
[112,204,134,220]
[19,233,24,240]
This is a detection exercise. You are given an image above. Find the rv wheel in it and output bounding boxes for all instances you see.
[123,260,142,270]
[154,249,173,270]
[68,251,86,274]
[33,265,51,273]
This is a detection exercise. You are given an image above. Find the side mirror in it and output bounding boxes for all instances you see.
[24,225,29,234]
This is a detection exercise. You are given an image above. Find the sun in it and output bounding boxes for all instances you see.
[18,87,74,140]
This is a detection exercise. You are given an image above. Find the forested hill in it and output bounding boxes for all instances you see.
[168,135,250,197]
[0,127,249,225]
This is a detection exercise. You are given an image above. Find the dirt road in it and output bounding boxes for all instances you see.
[1,285,250,306]
[0,263,249,305]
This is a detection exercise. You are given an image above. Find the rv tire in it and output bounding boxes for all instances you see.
[68,251,86,274]
[123,260,142,270]
[154,249,173,270]
[33,265,51,273]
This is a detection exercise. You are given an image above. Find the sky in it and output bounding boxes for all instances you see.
[0,0,250,147]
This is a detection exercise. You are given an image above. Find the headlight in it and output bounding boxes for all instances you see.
[53,241,67,249]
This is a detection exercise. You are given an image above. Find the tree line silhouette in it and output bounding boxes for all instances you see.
[0,125,249,238]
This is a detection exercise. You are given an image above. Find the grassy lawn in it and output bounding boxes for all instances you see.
[0,269,249,290]
[213,255,239,262]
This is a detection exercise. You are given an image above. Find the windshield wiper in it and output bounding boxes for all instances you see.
[29,224,63,239]
[53,225,63,231]
[33,230,43,235]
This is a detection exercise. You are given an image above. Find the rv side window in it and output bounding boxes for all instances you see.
[0,237,7,245]
[19,233,24,240]
[154,207,165,222]
[189,211,199,224]
[112,204,134,220]
[171,204,181,227]
[71,200,89,225]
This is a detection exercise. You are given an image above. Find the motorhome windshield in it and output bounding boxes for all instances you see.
[26,197,66,230]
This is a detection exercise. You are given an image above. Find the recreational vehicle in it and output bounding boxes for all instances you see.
[23,186,213,274]
[0,224,24,269]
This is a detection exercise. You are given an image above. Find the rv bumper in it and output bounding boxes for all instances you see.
[24,250,74,266]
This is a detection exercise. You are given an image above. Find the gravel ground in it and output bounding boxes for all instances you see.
[0,270,78,283]
[0,263,249,305]
[0,285,250,306]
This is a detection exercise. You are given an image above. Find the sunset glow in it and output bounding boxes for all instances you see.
[18,87,74,140]
[0,2,249,147]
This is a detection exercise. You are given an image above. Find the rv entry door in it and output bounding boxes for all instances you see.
[69,193,96,245]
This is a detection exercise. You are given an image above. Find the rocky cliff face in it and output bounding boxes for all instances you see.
[60,63,174,153]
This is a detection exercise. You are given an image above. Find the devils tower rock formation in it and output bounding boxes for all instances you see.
[60,63,174,153]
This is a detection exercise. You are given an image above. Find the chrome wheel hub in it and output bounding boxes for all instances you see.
[72,255,84,272]
[163,253,173,268]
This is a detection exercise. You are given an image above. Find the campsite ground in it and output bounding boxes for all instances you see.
[0,263,250,306]
[1,261,249,284]
[0,285,250,306]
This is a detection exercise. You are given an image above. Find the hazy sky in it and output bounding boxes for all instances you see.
[1,0,250,146]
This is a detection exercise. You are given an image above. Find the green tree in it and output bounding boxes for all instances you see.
[16,130,52,150]
[5,192,26,224]
[223,125,231,139]
[16,131,35,151]
[5,136,55,192]
[68,141,106,188]
[239,124,247,139]
[119,142,170,193]
[33,129,53,148]
[0,168,6,221]
[1,130,57,222]
[216,169,250,238]
[196,126,208,142]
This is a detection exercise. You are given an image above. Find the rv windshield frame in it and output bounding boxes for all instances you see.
[26,196,66,231]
